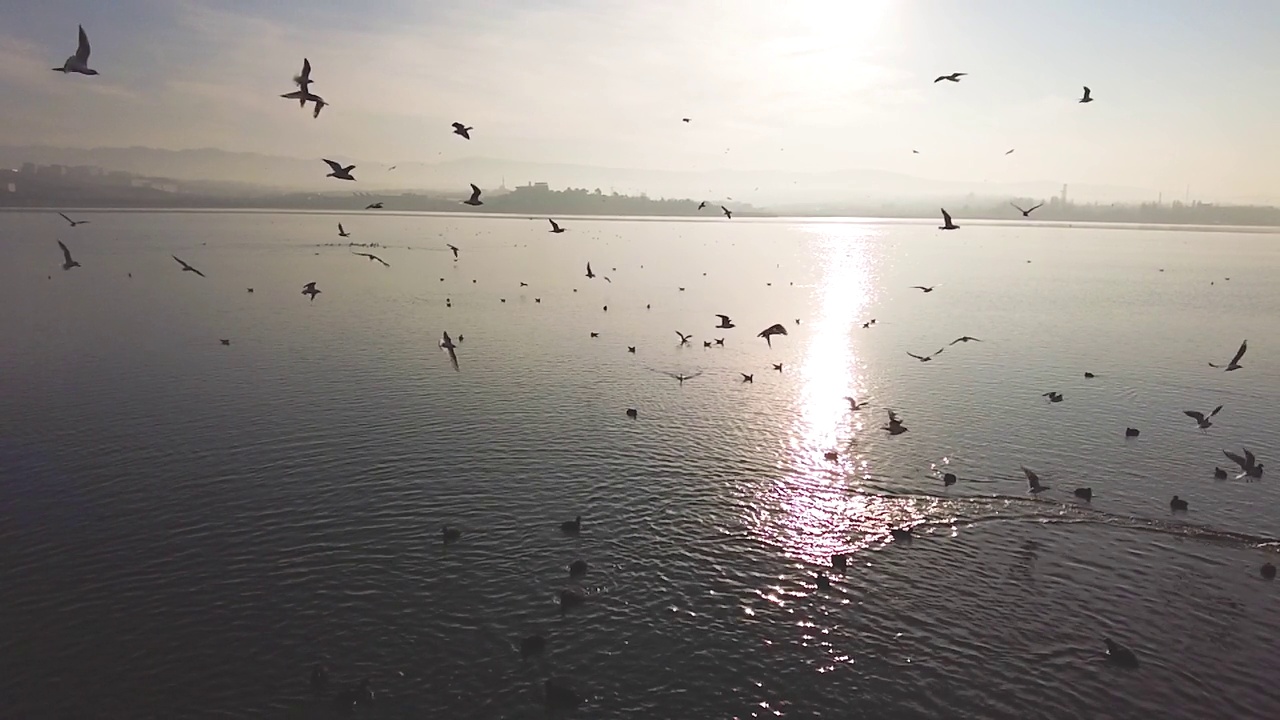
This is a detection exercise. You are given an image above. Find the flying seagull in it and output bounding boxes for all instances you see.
[662,370,702,385]
[585,262,595,279]
[1011,202,1044,217]
[57,240,80,270]
[365,202,383,209]
[884,409,907,434]
[938,208,959,230]
[675,331,692,345]
[462,184,483,206]
[757,323,787,347]
[1223,448,1263,480]
[934,72,966,83]
[1021,466,1049,493]
[911,285,936,293]
[714,314,735,329]
[1208,340,1247,371]
[1042,391,1064,403]
[451,122,472,140]
[682,118,691,123]
[447,244,459,259]
[352,251,389,267]
[440,331,460,371]
[548,219,566,234]
[323,159,356,181]
[1079,86,1093,103]
[949,336,982,345]
[845,396,869,411]
[302,281,321,301]
[741,373,753,383]
[171,255,206,277]
[309,96,327,118]
[907,348,945,362]
[338,223,351,238]
[1183,405,1223,429]
[697,201,707,210]
[293,58,313,96]
[53,25,97,75]
[721,206,732,219]
[57,212,89,227]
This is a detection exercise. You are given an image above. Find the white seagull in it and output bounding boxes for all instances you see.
[53,25,97,76]
[323,159,355,181]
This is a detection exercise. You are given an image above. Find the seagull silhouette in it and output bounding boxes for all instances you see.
[772,363,783,372]
[440,331,460,371]
[219,339,231,346]
[171,255,206,277]
[1208,339,1247,371]
[548,219,566,233]
[1005,148,1015,155]
[627,346,635,353]
[721,206,732,219]
[884,409,908,434]
[715,314,735,329]
[365,202,383,209]
[1022,466,1049,493]
[323,159,355,181]
[585,262,595,279]
[463,184,483,206]
[714,338,724,346]
[292,58,312,96]
[757,323,787,347]
[447,244,459,259]
[57,240,80,270]
[1042,391,1064,403]
[451,122,472,139]
[934,72,966,83]
[675,331,692,345]
[302,281,321,301]
[53,25,97,75]
[682,118,691,123]
[911,285,935,293]
[938,208,959,230]
[57,212,89,227]
[1183,405,1223,429]
[1079,86,1094,103]
[907,348,945,362]
[741,373,753,383]
[845,396,869,411]
[1011,202,1044,217]
[351,251,389,267]
[949,336,982,345]
[1223,448,1263,480]
[337,223,350,238]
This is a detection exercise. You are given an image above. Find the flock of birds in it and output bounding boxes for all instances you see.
[46,23,1276,712]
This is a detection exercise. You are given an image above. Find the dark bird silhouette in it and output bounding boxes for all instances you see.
[560,516,581,534]
[831,553,848,570]
[949,336,981,345]
[351,251,389,267]
[697,201,707,210]
[682,117,691,123]
[247,288,254,293]
[171,255,206,277]
[219,339,231,346]
[447,244,460,259]
[1125,427,1140,437]
[627,346,635,353]
[911,285,935,293]
[715,314,735,329]
[1005,148,1015,155]
[1214,466,1229,479]
[772,363,783,372]
[1074,487,1093,501]
[462,183,483,206]
[938,208,959,230]
[1022,466,1049,493]
[292,58,313,96]
[703,341,712,348]
[1183,405,1223,429]
[53,25,97,75]
[626,408,637,418]
[365,202,383,209]
[884,409,908,434]
[1079,86,1094,103]
[1084,372,1096,378]
[322,158,355,180]
[1223,448,1264,480]
[816,573,831,590]
[714,338,724,346]
[440,331,459,371]
[741,373,753,383]
[57,212,89,227]
[548,219,566,233]
[1208,339,1247,371]
[589,332,599,338]
[721,206,732,219]
[337,223,350,237]
[568,559,588,577]
[1011,202,1044,217]
[1170,495,1188,512]
[1104,639,1138,668]
[302,281,321,301]
[451,122,472,139]
[907,348,945,362]
[1043,391,1064,403]
[676,331,692,345]
[943,472,957,487]
[585,262,595,279]
[57,240,80,270]
[934,72,966,83]
[757,323,788,347]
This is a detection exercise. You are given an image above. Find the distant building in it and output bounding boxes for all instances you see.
[527,182,550,192]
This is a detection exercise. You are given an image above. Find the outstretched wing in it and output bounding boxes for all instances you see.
[1208,405,1223,418]
[1244,448,1256,467]
[58,240,74,264]
[940,208,953,225]
[1021,466,1040,487]
[76,25,91,63]
[715,314,731,324]
[907,352,926,361]
[1183,411,1206,424]
[549,219,560,231]
[469,183,481,197]
[1028,202,1044,212]
[1229,340,1248,366]
[322,158,344,173]
[1223,449,1248,470]
[1010,203,1027,214]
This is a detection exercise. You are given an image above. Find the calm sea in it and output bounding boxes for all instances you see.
[1,210,1278,719]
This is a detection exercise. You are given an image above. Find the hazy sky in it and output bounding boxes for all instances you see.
[2,0,1278,200]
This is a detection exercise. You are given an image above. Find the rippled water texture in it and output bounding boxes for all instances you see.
[1,211,1278,718]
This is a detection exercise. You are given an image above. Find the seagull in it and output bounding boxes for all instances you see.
[219,339,231,346]
[447,244,459,259]
[912,149,920,154]
[53,25,97,75]
[1022,466,1049,493]
[934,72,966,83]
[682,118,691,123]
[907,348,945,362]
[323,159,356,181]
[351,251,389,267]
[302,281,321,301]
[310,96,327,119]
[440,331,460,371]
[1042,391,1064,403]
[772,363,783,372]
[171,255,206,277]
[1079,86,1094,103]
[1208,340,1247,371]
[1170,495,1188,512]
[675,331,692,345]
[1183,405,1223,429]
[462,184,483,206]
[757,323,787,347]
[589,332,599,338]
[57,212,89,227]
[1214,466,1229,479]
[585,262,595,279]
[884,409,908,435]
[337,223,351,238]
[1223,448,1263,480]
[741,373,753,383]
[451,122,472,139]
[666,371,702,385]
[714,338,724,346]
[911,285,935,293]
[703,341,711,348]
[1011,202,1044,217]
[280,89,324,111]
[560,515,581,534]
[626,408,638,418]
[548,219,566,233]
[714,314,735,329]
[293,58,313,96]
[938,208,959,230]
[721,206,732,219]
[844,397,868,411]
[365,202,383,209]
[57,240,80,270]
[697,201,707,210]
[949,336,982,345]
[627,346,635,353]
[1074,487,1093,501]
[1005,149,1015,155]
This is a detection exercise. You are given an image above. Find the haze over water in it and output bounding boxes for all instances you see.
[2,211,1278,718]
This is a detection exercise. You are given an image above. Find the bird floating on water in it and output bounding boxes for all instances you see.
[548,219,566,234]
[1222,448,1263,480]
[1079,86,1094,103]
[1125,427,1140,438]
[757,323,787,347]
[560,516,581,535]
[520,635,546,659]
[323,159,355,180]
[172,255,205,277]
[53,25,97,75]
[1011,202,1044,217]
[1170,495,1189,512]
[626,408,637,418]
[462,184,483,206]
[938,208,959,230]
[1074,487,1093,501]
[302,281,321,301]
[440,331,460,371]
[1043,391,1064,403]
[934,72,966,83]
[451,122,472,139]
[57,240,80,270]
[943,472,957,487]
[715,314,735,329]
[351,251,389,267]
[1208,339,1247,371]
[57,212,89,227]
[1183,405,1223,429]
[1213,466,1228,479]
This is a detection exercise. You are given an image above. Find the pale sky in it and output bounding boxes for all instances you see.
[2,0,1278,201]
